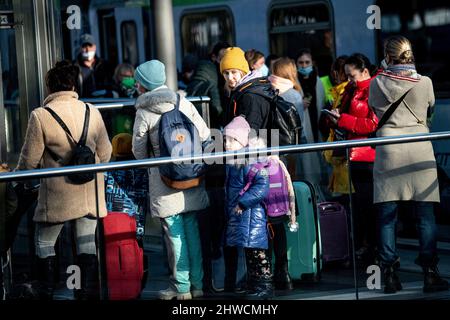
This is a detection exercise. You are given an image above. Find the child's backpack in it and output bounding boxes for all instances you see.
[240,158,290,217]
[154,94,207,190]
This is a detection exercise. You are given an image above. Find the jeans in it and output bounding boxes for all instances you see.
[35,216,97,258]
[160,211,204,294]
[377,201,437,267]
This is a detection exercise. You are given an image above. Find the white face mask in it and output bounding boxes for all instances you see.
[258,64,270,77]
[81,51,96,61]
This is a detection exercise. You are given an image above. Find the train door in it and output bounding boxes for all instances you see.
[114,7,146,66]
[0,6,22,164]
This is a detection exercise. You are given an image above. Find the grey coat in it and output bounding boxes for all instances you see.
[369,73,440,203]
[132,86,210,219]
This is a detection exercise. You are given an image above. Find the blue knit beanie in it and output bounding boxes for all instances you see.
[135,60,166,91]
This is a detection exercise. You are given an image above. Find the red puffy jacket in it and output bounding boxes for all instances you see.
[337,78,378,162]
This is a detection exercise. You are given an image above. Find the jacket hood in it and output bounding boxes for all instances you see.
[135,86,178,114]
[372,72,420,103]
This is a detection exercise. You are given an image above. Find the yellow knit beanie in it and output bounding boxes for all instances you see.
[220,47,250,75]
[112,133,133,157]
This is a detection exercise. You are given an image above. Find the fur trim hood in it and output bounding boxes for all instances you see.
[135,85,178,114]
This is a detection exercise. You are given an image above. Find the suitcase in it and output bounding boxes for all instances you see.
[103,212,144,300]
[318,202,350,264]
[286,181,321,281]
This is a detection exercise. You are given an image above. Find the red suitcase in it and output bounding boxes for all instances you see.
[318,202,350,264]
[103,212,144,300]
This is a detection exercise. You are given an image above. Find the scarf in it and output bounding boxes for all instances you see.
[386,64,421,80]
[268,75,294,94]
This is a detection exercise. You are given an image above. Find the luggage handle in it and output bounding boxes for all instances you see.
[319,202,342,213]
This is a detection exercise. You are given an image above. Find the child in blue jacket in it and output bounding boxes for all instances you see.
[223,116,273,299]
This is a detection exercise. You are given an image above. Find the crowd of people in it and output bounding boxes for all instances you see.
[1,34,448,300]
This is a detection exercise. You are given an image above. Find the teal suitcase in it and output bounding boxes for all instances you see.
[286,181,322,281]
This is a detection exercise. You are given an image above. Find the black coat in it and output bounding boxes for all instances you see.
[227,80,271,131]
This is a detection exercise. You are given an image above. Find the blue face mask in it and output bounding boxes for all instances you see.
[258,64,269,77]
[298,65,313,76]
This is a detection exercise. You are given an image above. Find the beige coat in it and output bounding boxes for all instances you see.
[16,91,112,223]
[132,86,210,219]
[369,74,440,204]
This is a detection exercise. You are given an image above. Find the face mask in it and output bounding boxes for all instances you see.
[258,64,269,77]
[81,51,96,61]
[298,65,313,76]
[121,77,136,89]
[381,58,389,70]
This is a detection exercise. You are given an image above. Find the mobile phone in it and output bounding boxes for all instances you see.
[321,109,339,118]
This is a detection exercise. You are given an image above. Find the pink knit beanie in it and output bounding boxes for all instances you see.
[223,116,251,147]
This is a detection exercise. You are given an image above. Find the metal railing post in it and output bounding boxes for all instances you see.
[346,148,359,300]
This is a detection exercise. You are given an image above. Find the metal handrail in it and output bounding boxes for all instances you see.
[1,131,450,182]
[84,96,211,110]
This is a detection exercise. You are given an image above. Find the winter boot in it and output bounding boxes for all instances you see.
[75,254,99,300]
[246,278,274,300]
[36,256,57,300]
[423,266,449,293]
[383,261,402,294]
[274,263,293,291]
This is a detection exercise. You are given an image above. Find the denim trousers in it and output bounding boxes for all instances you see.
[160,211,204,294]
[377,201,437,267]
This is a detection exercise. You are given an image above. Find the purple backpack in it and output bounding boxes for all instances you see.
[240,159,290,217]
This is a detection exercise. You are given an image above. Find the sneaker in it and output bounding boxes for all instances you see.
[158,288,192,300]
[191,289,204,298]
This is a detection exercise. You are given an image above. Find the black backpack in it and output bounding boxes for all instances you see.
[232,77,302,146]
[45,104,96,184]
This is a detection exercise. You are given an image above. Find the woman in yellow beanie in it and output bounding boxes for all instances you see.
[220,47,271,131]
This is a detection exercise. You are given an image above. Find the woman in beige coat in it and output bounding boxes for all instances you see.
[16,61,112,299]
[369,36,448,294]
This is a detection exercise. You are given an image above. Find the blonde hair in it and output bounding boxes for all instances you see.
[272,57,303,93]
[384,35,415,65]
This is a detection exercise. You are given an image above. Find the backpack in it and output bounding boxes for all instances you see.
[233,78,302,146]
[153,94,207,190]
[45,104,96,184]
[240,159,291,218]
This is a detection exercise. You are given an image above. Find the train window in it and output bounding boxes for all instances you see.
[269,2,334,77]
[121,21,138,66]
[377,0,450,98]
[98,9,118,67]
[180,8,234,59]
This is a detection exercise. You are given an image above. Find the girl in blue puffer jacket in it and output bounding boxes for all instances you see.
[223,116,273,299]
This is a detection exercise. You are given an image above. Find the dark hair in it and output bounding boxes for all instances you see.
[210,41,231,58]
[331,55,349,85]
[296,48,313,61]
[46,60,79,93]
[345,53,377,77]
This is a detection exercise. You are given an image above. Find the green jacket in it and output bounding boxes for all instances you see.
[186,60,223,129]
